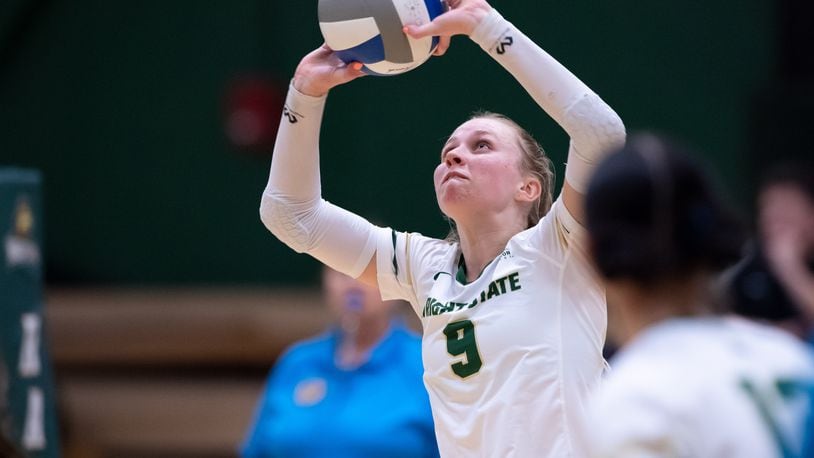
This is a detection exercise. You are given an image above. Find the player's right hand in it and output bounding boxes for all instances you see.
[404,0,492,56]
[292,44,366,97]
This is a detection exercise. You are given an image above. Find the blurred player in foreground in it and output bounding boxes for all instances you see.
[241,267,437,457]
[583,134,814,458]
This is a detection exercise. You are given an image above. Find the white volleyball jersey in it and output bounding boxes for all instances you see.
[374,198,607,457]
[587,317,814,458]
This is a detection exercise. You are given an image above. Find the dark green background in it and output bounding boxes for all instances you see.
[0,1,779,285]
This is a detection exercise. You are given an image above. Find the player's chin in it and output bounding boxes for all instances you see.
[436,191,470,217]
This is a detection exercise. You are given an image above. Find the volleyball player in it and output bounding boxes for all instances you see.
[583,134,814,457]
[260,0,625,455]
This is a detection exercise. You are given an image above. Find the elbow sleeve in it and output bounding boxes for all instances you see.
[260,193,318,253]
[259,192,380,278]
[563,94,627,193]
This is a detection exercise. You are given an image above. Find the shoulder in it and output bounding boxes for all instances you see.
[605,346,683,399]
[725,315,797,343]
[724,317,814,370]
[274,330,335,368]
[392,229,459,279]
[607,318,814,407]
[375,228,457,304]
[404,231,457,262]
[377,228,455,265]
[518,197,589,260]
[602,324,716,407]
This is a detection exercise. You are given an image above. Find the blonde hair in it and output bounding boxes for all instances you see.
[445,111,555,242]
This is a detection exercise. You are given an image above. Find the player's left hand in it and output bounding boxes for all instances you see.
[403,0,492,56]
[292,43,366,97]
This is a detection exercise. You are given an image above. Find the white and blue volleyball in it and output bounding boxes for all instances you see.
[318,0,447,76]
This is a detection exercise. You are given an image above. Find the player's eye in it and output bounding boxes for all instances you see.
[475,140,490,151]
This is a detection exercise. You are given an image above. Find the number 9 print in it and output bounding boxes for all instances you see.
[443,320,483,378]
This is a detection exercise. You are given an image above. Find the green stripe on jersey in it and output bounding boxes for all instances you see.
[390,229,399,276]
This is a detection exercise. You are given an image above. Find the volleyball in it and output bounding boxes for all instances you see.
[318,0,447,76]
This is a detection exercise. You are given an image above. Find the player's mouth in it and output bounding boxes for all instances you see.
[443,171,468,183]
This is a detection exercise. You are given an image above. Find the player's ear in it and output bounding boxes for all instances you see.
[517,177,541,203]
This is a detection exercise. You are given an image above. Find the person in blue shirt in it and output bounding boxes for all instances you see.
[241,266,439,458]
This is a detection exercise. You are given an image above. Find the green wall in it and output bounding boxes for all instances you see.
[0,1,774,285]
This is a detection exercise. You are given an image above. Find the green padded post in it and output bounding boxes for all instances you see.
[0,168,60,457]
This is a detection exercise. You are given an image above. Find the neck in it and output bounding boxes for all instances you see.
[611,274,712,344]
[455,213,526,282]
[336,314,391,368]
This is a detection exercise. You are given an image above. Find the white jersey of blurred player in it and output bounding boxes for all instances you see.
[587,317,814,458]
[374,198,606,457]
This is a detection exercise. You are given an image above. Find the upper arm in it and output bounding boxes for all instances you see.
[357,253,379,288]
[562,180,586,227]
[365,229,432,309]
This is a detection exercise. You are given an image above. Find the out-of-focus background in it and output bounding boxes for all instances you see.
[0,0,811,457]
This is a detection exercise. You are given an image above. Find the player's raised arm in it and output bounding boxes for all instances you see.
[406,0,626,224]
[259,45,382,285]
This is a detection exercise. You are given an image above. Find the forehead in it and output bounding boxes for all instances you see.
[760,184,814,209]
[448,117,518,142]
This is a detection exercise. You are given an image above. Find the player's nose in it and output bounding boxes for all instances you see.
[445,149,464,167]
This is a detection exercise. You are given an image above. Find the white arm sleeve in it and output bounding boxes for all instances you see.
[259,84,382,278]
[470,9,626,193]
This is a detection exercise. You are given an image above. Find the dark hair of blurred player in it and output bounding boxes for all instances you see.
[582,133,814,458]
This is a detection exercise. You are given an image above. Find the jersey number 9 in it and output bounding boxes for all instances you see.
[444,320,483,378]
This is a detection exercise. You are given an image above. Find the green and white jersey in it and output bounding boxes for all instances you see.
[586,317,814,458]
[374,198,607,457]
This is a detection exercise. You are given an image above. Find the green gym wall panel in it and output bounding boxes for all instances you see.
[0,1,774,284]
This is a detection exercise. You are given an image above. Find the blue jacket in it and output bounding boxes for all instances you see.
[241,322,439,458]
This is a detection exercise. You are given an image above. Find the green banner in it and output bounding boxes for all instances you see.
[0,168,60,457]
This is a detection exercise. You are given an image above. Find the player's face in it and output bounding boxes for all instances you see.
[759,184,814,245]
[434,118,527,223]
